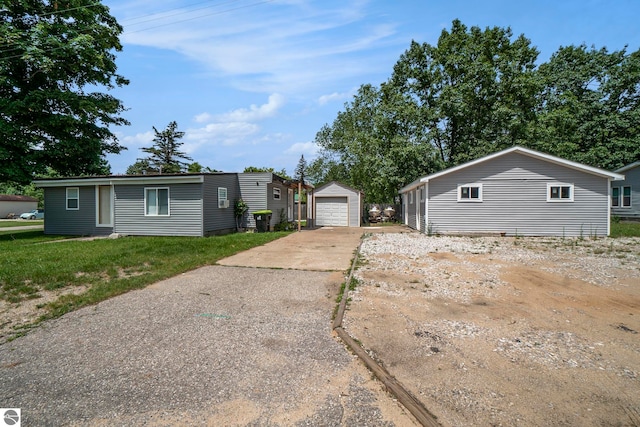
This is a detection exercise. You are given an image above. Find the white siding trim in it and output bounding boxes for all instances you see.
[546,183,574,202]
[457,183,483,202]
[145,187,171,216]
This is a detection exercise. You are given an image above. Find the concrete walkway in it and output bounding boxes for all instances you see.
[0,226,418,426]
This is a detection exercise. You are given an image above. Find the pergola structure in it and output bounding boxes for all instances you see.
[284,179,314,231]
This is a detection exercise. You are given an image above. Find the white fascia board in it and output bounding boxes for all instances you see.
[399,178,424,194]
[419,146,625,182]
[34,175,205,188]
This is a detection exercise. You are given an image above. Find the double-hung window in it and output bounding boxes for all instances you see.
[612,186,631,207]
[457,184,482,202]
[66,187,79,210]
[145,188,169,216]
[622,186,632,207]
[273,187,281,200]
[547,183,573,202]
[612,187,620,207]
[218,187,228,208]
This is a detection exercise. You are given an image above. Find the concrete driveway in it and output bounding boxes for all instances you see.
[218,226,365,271]
[0,227,417,426]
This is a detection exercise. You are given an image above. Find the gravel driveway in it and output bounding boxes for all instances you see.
[0,228,416,426]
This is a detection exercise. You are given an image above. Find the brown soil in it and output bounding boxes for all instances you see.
[347,235,640,426]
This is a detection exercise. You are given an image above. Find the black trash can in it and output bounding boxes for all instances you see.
[252,210,272,232]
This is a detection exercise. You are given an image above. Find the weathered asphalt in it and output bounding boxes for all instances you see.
[0,226,417,426]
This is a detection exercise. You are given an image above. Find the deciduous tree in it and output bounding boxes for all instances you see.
[534,45,640,169]
[0,0,129,184]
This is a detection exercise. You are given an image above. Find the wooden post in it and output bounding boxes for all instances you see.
[297,181,302,232]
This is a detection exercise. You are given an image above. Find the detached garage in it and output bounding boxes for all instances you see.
[311,181,363,227]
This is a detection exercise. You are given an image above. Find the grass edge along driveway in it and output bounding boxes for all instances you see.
[0,230,291,339]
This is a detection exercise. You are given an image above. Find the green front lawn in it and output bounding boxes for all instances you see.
[0,230,289,322]
[610,221,640,238]
[0,220,43,228]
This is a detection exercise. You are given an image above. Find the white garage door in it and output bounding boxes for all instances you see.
[316,197,348,226]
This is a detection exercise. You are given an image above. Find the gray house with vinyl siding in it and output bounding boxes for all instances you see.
[611,162,640,220]
[238,172,293,230]
[400,146,624,237]
[34,173,240,236]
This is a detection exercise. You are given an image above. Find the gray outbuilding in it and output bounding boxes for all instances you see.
[399,146,624,237]
[310,181,363,227]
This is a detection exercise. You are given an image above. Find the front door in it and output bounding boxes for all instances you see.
[96,185,113,227]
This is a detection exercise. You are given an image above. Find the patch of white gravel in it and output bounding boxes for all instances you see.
[356,233,640,302]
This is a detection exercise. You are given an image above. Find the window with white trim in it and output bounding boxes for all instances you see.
[218,187,228,208]
[622,186,632,207]
[547,183,573,202]
[612,187,620,207]
[145,188,169,216]
[409,191,413,204]
[273,187,281,200]
[457,184,482,202]
[66,187,79,210]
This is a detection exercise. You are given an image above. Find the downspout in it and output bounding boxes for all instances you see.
[607,179,612,237]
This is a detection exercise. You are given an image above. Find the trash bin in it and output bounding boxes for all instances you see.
[252,210,272,232]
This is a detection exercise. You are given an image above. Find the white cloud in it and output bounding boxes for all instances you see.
[285,141,319,155]
[215,94,285,122]
[194,112,213,123]
[186,122,260,147]
[120,130,154,148]
[318,90,354,105]
[116,1,399,95]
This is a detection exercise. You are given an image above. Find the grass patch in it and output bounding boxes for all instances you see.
[610,221,640,238]
[0,230,290,322]
[0,220,43,228]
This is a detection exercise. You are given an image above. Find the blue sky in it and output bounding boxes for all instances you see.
[103,0,640,176]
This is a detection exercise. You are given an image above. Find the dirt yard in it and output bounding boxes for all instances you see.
[346,232,640,427]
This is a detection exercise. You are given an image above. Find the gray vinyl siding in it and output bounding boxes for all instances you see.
[113,183,203,236]
[43,186,112,236]
[202,174,240,234]
[238,173,272,229]
[313,182,361,227]
[427,152,610,237]
[267,182,289,227]
[612,165,640,219]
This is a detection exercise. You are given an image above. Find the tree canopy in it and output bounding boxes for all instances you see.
[533,44,640,170]
[0,0,129,184]
[310,20,640,202]
[243,166,290,179]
